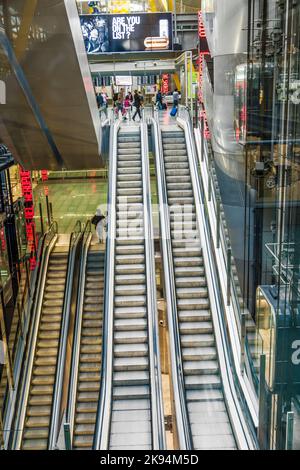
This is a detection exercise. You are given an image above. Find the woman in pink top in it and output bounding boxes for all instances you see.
[123,95,131,120]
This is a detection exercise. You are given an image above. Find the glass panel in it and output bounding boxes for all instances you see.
[0,221,10,290]
[292,398,300,450]
[257,288,275,389]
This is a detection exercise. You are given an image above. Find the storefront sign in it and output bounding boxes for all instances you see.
[80,13,173,54]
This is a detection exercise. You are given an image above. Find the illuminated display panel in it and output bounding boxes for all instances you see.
[80,13,173,53]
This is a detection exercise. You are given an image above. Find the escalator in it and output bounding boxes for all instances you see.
[11,222,83,450]
[160,128,236,450]
[94,121,165,450]
[72,243,104,449]
[21,240,69,450]
[111,128,151,449]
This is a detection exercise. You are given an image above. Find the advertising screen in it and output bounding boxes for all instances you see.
[80,13,173,54]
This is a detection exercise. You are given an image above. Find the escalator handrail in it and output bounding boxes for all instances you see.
[150,114,192,450]
[94,118,121,449]
[48,220,83,449]
[64,220,92,447]
[177,111,257,449]
[140,119,166,450]
[12,221,58,449]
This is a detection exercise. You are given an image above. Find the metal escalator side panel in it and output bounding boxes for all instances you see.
[140,121,166,450]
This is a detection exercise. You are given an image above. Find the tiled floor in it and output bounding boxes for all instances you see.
[34,178,107,234]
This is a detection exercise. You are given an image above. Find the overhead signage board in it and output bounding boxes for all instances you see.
[115,76,133,86]
[80,13,173,54]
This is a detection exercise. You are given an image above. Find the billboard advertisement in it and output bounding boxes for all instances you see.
[80,13,173,54]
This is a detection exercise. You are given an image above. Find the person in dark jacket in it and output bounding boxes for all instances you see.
[96,93,103,108]
[132,90,142,121]
[156,90,163,110]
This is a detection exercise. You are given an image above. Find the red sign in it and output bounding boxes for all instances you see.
[197,10,211,140]
[198,51,209,103]
[161,74,169,94]
[0,227,6,252]
[19,167,36,270]
[198,11,206,38]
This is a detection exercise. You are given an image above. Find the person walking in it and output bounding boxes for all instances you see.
[173,88,179,108]
[132,90,142,121]
[138,90,144,105]
[119,87,125,103]
[156,90,163,110]
[123,95,131,120]
[100,90,108,118]
[92,207,106,244]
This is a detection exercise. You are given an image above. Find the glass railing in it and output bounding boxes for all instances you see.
[0,221,58,448]
[200,127,261,391]
[178,106,258,447]
[291,397,300,450]
[185,103,262,408]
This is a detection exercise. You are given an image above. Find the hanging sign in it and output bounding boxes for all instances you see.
[161,74,169,94]
[198,10,210,139]
[19,168,36,270]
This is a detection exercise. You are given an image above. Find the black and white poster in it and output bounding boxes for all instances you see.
[80,13,173,54]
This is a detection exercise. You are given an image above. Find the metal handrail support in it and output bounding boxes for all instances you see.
[93,117,121,449]
[140,118,166,449]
